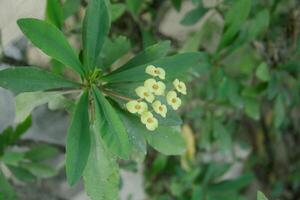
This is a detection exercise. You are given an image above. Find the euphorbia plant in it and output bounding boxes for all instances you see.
[0,0,205,198]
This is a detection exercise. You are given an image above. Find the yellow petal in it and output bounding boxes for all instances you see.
[146,65,156,76]
[173,79,187,95]
[126,100,139,113]
[152,100,167,118]
[157,67,166,80]
[141,111,153,124]
[166,91,177,103]
[138,101,148,114]
[145,117,158,131]
[144,78,156,90]
[154,81,166,95]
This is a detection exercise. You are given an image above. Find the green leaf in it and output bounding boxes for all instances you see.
[145,126,186,155]
[105,52,206,83]
[218,0,252,50]
[126,0,144,16]
[246,9,270,41]
[66,91,90,186]
[63,0,81,19]
[113,41,171,73]
[111,3,126,22]
[0,171,15,200]
[15,91,63,123]
[17,18,84,75]
[117,110,148,162]
[8,166,36,182]
[92,86,130,159]
[20,163,57,178]
[171,0,182,11]
[0,67,80,94]
[25,144,59,162]
[0,116,32,156]
[181,5,206,26]
[83,127,119,200]
[99,36,131,70]
[83,0,110,71]
[45,0,63,29]
[2,152,25,166]
[257,191,269,200]
[244,97,260,120]
[256,62,270,82]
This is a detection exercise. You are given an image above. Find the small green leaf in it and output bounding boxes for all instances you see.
[66,91,90,186]
[256,62,270,82]
[15,91,63,123]
[111,3,126,21]
[99,36,131,70]
[114,41,171,73]
[171,0,182,11]
[0,67,80,94]
[20,163,57,178]
[218,0,252,49]
[0,170,15,200]
[105,52,206,83]
[8,166,36,182]
[83,127,119,200]
[244,97,260,120]
[146,126,186,155]
[45,0,63,29]
[63,0,81,19]
[83,0,110,71]
[25,144,59,162]
[92,86,130,159]
[181,5,206,26]
[257,191,269,200]
[126,0,144,16]
[2,152,25,166]
[17,18,84,75]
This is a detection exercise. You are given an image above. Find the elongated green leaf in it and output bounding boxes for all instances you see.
[63,0,81,19]
[0,116,32,156]
[257,191,269,200]
[104,52,207,83]
[146,126,186,155]
[8,166,36,182]
[0,171,15,200]
[15,91,63,123]
[92,86,130,159]
[46,0,63,28]
[181,5,206,26]
[83,127,119,200]
[83,0,110,71]
[218,0,252,50]
[0,67,80,93]
[111,3,126,22]
[25,144,59,162]
[17,19,84,75]
[21,163,57,178]
[113,41,171,73]
[66,91,90,186]
[126,0,144,16]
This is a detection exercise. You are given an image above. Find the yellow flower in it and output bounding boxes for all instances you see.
[152,100,167,118]
[126,100,148,114]
[135,86,155,103]
[145,65,166,80]
[141,111,158,131]
[173,79,187,95]
[144,78,166,96]
[166,91,182,110]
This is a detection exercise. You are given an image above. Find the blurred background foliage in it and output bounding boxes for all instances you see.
[1,0,300,199]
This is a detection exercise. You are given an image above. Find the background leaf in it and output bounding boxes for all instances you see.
[45,0,63,29]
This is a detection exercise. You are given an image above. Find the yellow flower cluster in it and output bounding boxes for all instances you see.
[126,65,187,131]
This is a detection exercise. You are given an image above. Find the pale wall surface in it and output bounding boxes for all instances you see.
[0,0,46,47]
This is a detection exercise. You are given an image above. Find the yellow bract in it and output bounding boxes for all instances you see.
[126,100,148,114]
[173,79,187,95]
[145,65,166,80]
[152,100,167,118]
[141,111,158,131]
[144,78,166,96]
[166,91,182,110]
[135,86,155,103]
